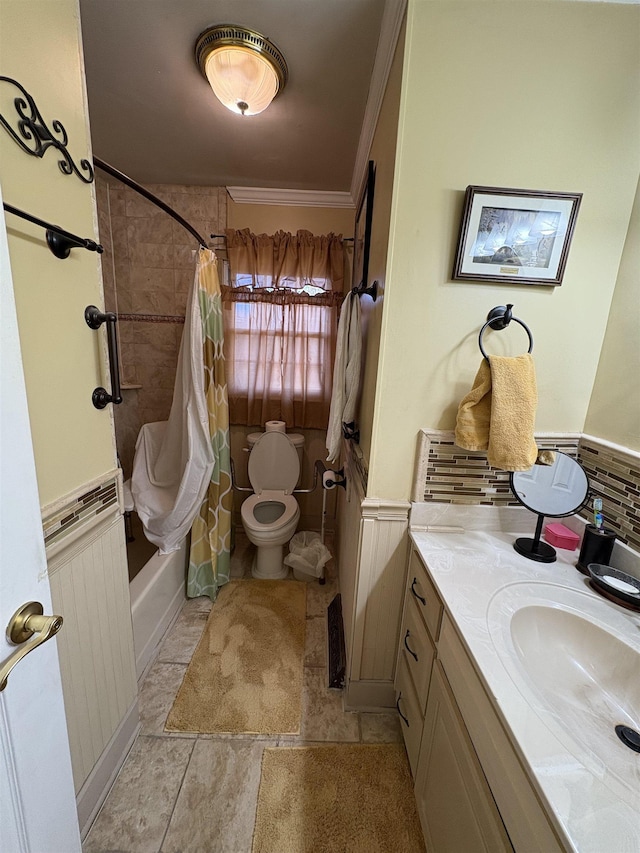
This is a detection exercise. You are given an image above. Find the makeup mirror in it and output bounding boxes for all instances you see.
[509,452,589,562]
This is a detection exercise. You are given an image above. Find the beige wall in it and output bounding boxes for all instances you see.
[585,178,640,451]
[368,0,640,501]
[227,199,353,236]
[0,0,115,506]
[356,16,406,468]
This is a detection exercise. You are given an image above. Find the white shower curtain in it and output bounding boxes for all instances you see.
[131,253,215,554]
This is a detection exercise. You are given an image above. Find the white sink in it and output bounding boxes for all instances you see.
[486,582,640,808]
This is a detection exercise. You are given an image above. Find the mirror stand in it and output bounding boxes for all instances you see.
[513,513,557,563]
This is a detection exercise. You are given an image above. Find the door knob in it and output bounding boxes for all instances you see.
[0,602,63,691]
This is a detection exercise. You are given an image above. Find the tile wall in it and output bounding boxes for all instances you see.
[578,436,640,552]
[412,429,640,553]
[95,174,227,477]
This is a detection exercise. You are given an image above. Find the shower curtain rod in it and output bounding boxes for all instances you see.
[93,158,354,247]
[93,157,207,247]
[210,233,354,242]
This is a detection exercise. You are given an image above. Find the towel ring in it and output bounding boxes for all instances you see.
[478,304,533,360]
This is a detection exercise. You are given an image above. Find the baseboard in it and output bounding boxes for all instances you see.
[344,679,396,711]
[77,698,140,838]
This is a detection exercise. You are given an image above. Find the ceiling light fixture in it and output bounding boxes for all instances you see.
[195,24,288,117]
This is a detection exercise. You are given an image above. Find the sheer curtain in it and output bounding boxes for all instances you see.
[223,229,345,429]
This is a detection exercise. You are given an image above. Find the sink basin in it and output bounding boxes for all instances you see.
[487,582,640,807]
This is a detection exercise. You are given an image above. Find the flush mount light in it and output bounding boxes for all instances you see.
[195,24,288,116]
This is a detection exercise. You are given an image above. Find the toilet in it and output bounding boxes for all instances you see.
[241,431,301,579]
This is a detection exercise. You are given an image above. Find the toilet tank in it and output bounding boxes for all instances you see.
[247,431,305,485]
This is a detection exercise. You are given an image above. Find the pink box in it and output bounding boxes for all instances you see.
[544,522,580,550]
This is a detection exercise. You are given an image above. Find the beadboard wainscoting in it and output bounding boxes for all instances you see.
[337,441,410,711]
[44,471,139,837]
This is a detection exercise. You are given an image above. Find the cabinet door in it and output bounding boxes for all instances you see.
[414,662,513,853]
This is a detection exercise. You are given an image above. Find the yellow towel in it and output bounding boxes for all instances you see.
[454,354,538,471]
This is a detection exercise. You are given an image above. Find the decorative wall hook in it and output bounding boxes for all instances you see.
[0,77,94,183]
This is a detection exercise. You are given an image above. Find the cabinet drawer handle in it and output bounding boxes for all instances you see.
[396,693,410,727]
[411,578,426,606]
[403,630,418,662]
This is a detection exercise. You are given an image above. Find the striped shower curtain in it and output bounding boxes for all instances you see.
[187,249,233,600]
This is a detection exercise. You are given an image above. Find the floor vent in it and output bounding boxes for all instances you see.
[327,594,346,689]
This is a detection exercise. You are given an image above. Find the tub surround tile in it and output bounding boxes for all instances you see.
[83,735,194,853]
[127,216,173,246]
[98,179,227,475]
[125,192,166,219]
[173,268,194,294]
[161,740,264,853]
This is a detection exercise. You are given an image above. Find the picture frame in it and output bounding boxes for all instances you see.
[452,185,582,286]
[353,160,376,291]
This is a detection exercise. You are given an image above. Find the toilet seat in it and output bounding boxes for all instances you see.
[241,490,299,532]
[248,432,300,495]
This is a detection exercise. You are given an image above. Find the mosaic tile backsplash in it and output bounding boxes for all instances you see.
[578,436,640,553]
[43,477,119,548]
[414,430,640,553]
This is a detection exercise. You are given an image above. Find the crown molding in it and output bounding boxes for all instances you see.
[350,0,407,202]
[226,186,355,208]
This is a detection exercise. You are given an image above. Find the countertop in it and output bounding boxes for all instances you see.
[409,504,640,853]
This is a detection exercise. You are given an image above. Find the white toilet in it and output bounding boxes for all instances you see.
[241,431,301,579]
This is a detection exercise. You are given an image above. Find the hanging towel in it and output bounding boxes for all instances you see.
[326,291,362,463]
[454,354,538,471]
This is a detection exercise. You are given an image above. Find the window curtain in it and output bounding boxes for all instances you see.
[223,229,345,430]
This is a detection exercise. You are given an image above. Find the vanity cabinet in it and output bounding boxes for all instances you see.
[396,545,566,853]
[394,549,440,773]
[415,661,512,852]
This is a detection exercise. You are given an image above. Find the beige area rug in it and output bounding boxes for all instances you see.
[165,580,306,735]
[252,744,426,853]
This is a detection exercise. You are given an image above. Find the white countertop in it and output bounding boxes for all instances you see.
[409,504,640,853]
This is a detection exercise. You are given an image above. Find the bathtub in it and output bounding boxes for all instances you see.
[129,538,188,679]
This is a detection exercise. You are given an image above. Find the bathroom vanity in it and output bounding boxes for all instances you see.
[395,506,640,853]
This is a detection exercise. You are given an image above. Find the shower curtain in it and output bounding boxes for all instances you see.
[186,249,233,600]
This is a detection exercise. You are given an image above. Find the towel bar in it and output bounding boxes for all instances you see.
[478,304,533,359]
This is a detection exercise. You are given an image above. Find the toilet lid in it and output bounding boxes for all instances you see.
[248,432,300,495]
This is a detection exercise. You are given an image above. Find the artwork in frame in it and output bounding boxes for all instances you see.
[353,160,376,291]
[452,185,582,286]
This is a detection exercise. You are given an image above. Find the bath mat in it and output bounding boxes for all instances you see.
[252,744,425,853]
[165,579,306,735]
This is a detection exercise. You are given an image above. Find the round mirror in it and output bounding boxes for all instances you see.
[509,452,589,562]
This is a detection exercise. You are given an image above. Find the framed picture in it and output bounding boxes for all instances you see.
[353,160,375,291]
[452,185,582,286]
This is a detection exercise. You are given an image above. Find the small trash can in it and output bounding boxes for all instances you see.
[284,532,331,582]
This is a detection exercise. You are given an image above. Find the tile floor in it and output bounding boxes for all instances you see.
[83,533,402,853]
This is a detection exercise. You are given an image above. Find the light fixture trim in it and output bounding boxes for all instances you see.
[195,24,288,94]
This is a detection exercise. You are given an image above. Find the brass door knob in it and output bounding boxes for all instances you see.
[0,601,63,691]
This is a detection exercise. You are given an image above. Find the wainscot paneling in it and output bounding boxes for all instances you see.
[44,470,139,834]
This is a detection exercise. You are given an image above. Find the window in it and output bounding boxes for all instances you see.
[222,230,345,429]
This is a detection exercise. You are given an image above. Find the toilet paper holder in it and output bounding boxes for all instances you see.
[323,468,347,490]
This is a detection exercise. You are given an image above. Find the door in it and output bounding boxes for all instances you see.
[0,192,81,851]
[414,662,513,853]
